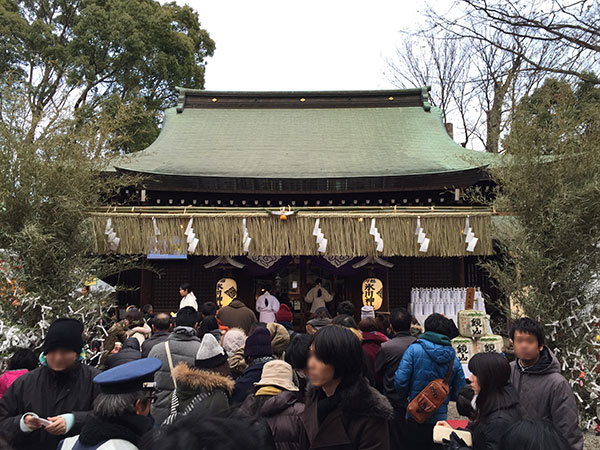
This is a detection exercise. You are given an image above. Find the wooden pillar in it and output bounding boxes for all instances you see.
[140,269,152,307]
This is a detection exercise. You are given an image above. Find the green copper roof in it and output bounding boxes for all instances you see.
[113,89,493,179]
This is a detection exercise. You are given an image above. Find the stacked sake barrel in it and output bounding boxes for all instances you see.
[452,310,503,365]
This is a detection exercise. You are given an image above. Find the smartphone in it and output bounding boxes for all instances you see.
[37,418,52,427]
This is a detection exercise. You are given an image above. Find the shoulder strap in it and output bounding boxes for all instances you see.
[164,340,177,389]
[443,358,455,385]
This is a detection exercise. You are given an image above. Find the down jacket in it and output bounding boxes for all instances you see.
[394,332,465,424]
[163,362,234,425]
[240,390,305,450]
[148,327,202,425]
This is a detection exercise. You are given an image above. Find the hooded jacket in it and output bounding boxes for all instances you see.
[510,347,583,450]
[163,363,234,425]
[241,390,305,450]
[470,384,521,450]
[300,378,393,450]
[0,363,101,450]
[394,332,466,424]
[148,327,202,425]
[217,300,257,335]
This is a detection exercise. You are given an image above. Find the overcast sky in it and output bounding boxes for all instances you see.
[186,0,435,91]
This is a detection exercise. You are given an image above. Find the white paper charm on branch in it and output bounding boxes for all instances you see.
[105,218,120,252]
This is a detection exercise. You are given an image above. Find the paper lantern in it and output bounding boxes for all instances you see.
[362,278,383,311]
[452,337,476,364]
[216,278,237,308]
[476,335,504,354]
[458,310,488,337]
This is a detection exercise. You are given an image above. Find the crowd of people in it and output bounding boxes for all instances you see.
[0,282,585,450]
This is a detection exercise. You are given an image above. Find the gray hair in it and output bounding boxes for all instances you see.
[93,391,148,417]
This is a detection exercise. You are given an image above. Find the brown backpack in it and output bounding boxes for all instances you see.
[407,358,454,424]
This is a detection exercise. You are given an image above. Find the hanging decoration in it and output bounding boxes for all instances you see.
[216,278,238,308]
[415,216,430,253]
[312,219,327,253]
[464,216,478,252]
[369,219,384,252]
[242,218,252,253]
[271,206,295,220]
[104,218,120,252]
[362,277,384,310]
[184,218,199,254]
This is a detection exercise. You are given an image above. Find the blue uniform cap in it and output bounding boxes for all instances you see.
[94,358,162,394]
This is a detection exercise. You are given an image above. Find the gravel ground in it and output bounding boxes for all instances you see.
[446,403,600,449]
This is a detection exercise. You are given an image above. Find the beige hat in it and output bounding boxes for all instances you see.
[254,360,299,392]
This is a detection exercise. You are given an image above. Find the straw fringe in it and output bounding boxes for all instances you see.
[90,209,492,257]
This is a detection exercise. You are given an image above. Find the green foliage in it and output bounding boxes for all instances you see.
[0,83,142,362]
[484,77,600,425]
[0,0,215,151]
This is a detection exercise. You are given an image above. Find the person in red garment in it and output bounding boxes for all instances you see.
[0,348,37,400]
[358,318,387,387]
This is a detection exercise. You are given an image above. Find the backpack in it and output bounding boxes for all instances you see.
[407,356,454,424]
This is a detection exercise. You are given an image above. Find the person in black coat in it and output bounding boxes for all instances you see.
[0,318,101,450]
[374,308,417,450]
[104,337,142,369]
[232,327,274,404]
[442,352,521,450]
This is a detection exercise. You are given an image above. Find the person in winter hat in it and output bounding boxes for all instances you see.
[361,305,375,321]
[276,304,295,339]
[223,328,248,379]
[509,317,583,450]
[240,360,305,450]
[266,322,291,359]
[394,313,465,450]
[163,334,234,425]
[0,318,100,450]
[58,358,161,450]
[232,327,274,404]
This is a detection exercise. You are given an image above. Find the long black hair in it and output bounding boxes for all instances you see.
[468,352,513,426]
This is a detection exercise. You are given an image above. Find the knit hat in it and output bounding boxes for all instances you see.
[244,327,273,359]
[361,305,375,321]
[275,304,294,323]
[266,322,290,357]
[254,360,298,392]
[42,318,84,355]
[222,328,247,357]
[195,333,228,369]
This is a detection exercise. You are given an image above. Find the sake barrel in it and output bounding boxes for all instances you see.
[452,336,476,364]
[476,335,503,354]
[457,310,488,338]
